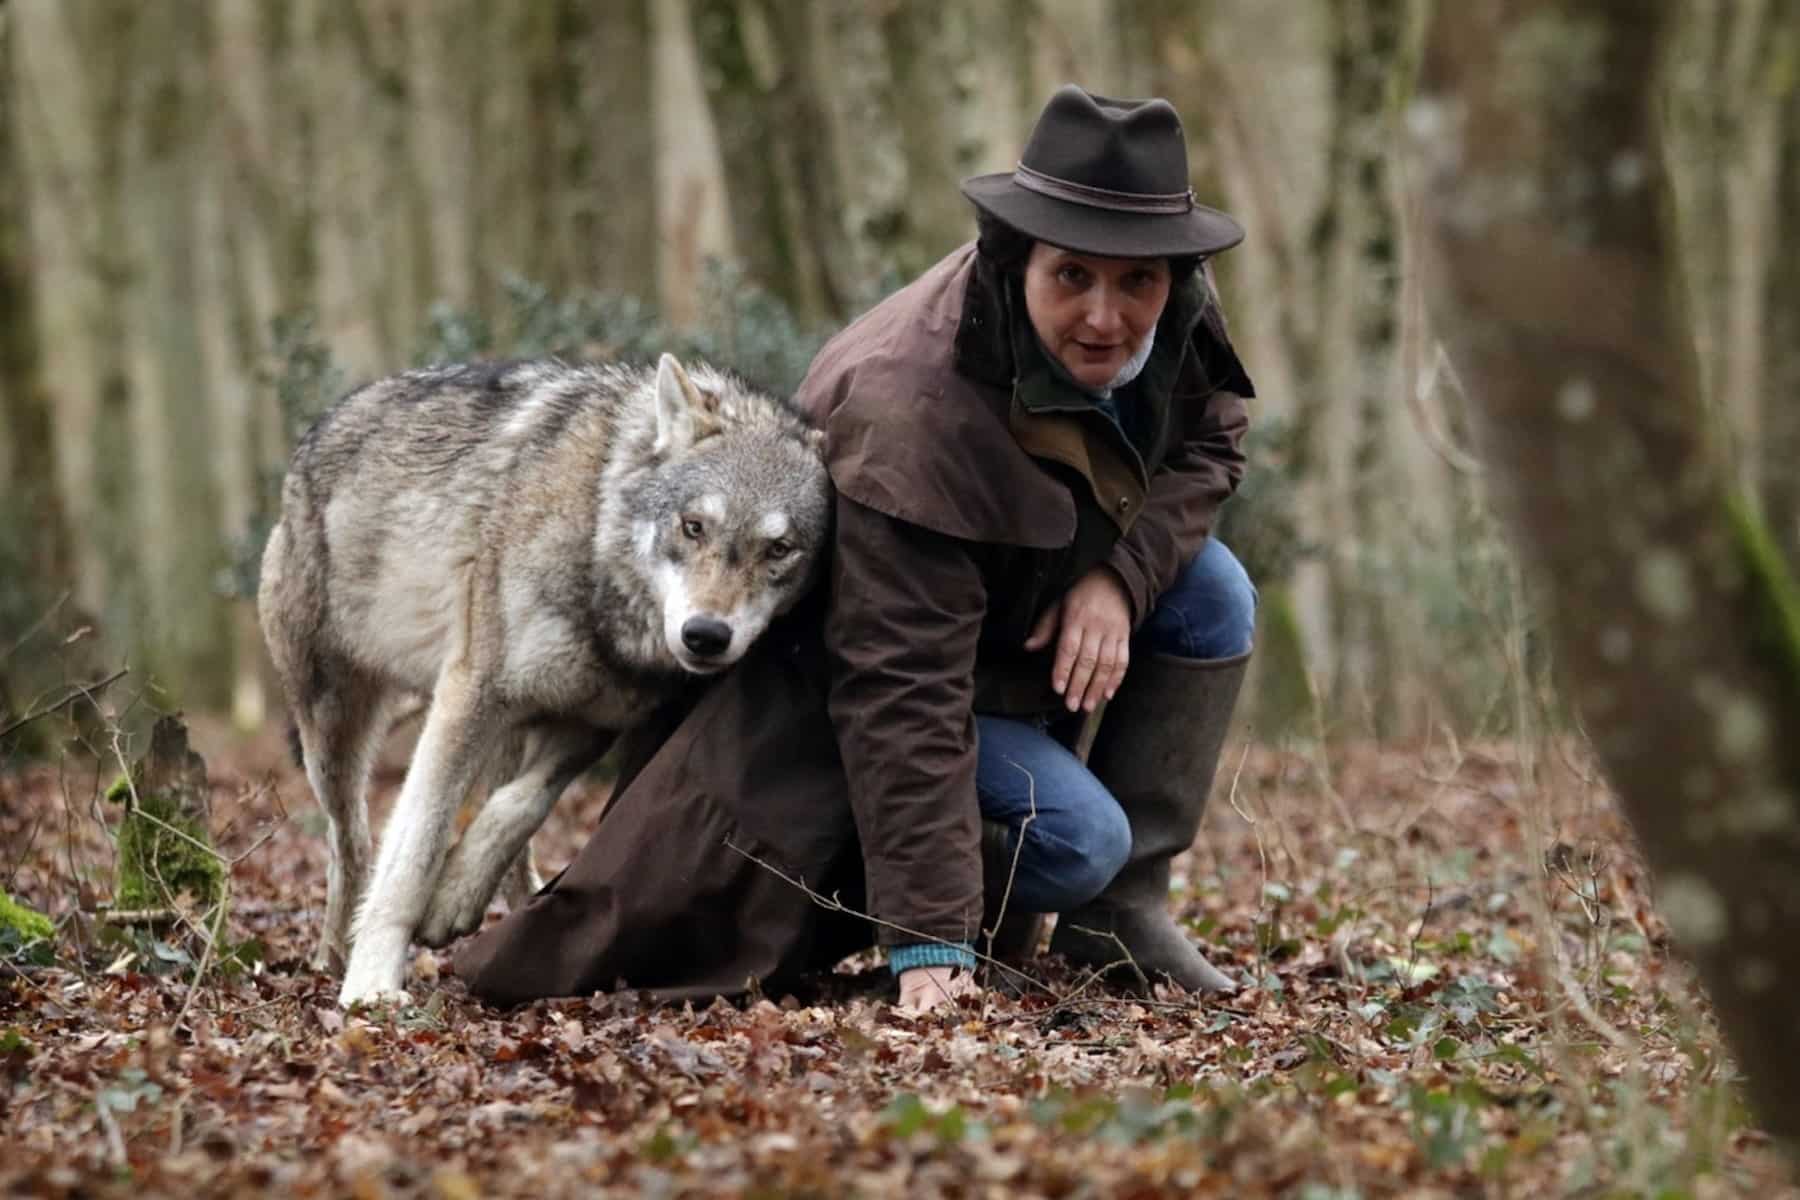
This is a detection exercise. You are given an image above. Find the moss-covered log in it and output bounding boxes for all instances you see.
[0,891,54,949]
[1415,0,1800,1146]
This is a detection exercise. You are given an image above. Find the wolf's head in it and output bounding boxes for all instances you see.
[633,354,831,675]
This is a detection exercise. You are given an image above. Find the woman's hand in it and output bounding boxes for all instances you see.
[897,966,979,1014]
[1025,567,1133,712]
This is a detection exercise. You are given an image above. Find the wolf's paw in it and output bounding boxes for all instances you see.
[417,881,487,948]
[338,935,411,1009]
[309,939,347,977]
[338,985,414,1012]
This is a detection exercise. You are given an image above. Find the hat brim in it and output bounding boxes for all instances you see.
[961,173,1244,259]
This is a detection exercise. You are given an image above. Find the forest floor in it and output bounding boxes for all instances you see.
[1,714,1794,1199]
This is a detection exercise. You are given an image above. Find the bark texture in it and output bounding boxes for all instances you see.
[1415,0,1800,1143]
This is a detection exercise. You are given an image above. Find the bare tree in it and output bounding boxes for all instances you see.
[1414,0,1800,1142]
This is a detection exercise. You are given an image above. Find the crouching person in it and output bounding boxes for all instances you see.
[454,84,1256,1014]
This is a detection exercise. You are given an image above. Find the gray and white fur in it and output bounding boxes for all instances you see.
[258,354,831,1008]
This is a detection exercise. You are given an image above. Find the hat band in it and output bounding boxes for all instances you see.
[1012,162,1194,216]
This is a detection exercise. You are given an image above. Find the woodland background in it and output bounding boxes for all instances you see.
[5,1,1800,1195]
[2,0,1797,738]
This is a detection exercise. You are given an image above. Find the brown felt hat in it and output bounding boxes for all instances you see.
[962,85,1244,259]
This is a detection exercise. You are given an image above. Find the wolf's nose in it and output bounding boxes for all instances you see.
[681,616,733,658]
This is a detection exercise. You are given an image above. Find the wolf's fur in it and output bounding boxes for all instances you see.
[258,355,830,1008]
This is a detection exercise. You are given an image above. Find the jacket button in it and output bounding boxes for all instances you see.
[1118,497,1132,513]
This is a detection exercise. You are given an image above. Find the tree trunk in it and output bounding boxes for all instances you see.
[651,0,734,328]
[1664,0,1783,503]
[0,7,72,588]
[690,0,851,322]
[1414,0,1800,1143]
[1766,13,1800,571]
[544,0,657,300]
[11,0,137,630]
[122,1,231,704]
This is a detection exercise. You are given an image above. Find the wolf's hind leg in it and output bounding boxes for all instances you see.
[451,724,543,912]
[417,723,608,947]
[498,845,545,910]
[295,678,393,974]
[339,664,495,1008]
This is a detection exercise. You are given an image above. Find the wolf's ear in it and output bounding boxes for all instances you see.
[654,354,705,453]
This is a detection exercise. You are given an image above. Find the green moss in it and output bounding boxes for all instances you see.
[104,718,226,915]
[0,890,53,945]
[109,773,225,912]
[1728,493,1800,707]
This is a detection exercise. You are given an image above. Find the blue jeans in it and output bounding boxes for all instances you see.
[977,538,1256,912]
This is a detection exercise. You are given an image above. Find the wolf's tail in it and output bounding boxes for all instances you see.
[286,720,304,769]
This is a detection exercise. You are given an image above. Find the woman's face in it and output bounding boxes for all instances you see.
[1022,243,1172,390]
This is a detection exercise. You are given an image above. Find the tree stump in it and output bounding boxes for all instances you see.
[105,716,224,915]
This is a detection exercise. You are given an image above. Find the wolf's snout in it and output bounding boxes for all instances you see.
[680,616,734,658]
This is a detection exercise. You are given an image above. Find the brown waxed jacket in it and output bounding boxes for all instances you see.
[805,243,1251,950]
[453,243,1250,1005]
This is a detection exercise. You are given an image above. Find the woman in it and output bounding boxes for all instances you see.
[454,85,1255,1015]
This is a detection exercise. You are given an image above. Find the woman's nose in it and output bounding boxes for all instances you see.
[1084,293,1123,336]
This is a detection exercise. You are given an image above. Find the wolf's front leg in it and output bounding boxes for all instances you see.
[339,665,493,1008]
[417,723,607,947]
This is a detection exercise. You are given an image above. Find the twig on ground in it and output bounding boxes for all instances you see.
[1039,930,1142,1014]
[1549,950,1635,1055]
[1407,342,1485,475]
[1226,740,1266,901]
[92,1078,127,1171]
[981,758,1037,961]
[0,667,128,741]
[2,590,70,661]
[722,837,1056,998]
[98,908,179,927]
[1303,671,1357,833]
[1403,876,1435,992]
[1392,715,1492,838]
[3,811,44,893]
[169,900,225,1036]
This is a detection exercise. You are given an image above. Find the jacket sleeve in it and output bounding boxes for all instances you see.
[823,494,987,949]
[1105,385,1250,626]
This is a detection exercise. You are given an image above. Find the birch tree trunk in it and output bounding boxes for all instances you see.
[1415,0,1800,1141]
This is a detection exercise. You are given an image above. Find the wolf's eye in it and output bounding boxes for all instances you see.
[682,518,705,540]
[768,539,793,561]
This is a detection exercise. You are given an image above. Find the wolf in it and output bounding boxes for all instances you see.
[257,354,831,1008]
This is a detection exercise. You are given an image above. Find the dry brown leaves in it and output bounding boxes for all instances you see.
[1,722,1795,1198]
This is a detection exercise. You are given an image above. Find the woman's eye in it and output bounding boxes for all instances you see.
[768,539,793,560]
[682,518,704,540]
[1058,266,1087,287]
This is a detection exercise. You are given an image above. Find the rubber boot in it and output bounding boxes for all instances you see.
[1049,649,1250,994]
[980,819,1046,962]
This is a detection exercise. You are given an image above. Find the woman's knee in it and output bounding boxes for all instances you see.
[1142,538,1257,659]
[1022,797,1131,910]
